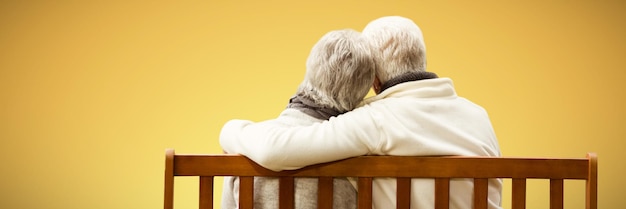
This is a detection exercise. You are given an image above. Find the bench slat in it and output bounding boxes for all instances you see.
[173,155,590,179]
[199,176,213,209]
[396,177,411,209]
[358,177,373,209]
[473,178,488,209]
[239,176,254,209]
[279,177,295,209]
[318,177,333,209]
[434,178,449,209]
[512,178,527,209]
[550,179,564,209]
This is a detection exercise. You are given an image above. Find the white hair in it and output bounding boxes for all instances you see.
[298,29,375,112]
[362,16,427,84]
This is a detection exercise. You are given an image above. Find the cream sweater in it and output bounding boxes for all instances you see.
[220,78,503,209]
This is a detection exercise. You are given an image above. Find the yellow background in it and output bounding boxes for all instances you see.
[1,0,624,208]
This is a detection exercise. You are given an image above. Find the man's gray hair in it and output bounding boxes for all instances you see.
[362,16,427,84]
[298,29,375,112]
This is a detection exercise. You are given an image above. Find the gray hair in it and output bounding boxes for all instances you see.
[297,29,375,112]
[362,16,427,84]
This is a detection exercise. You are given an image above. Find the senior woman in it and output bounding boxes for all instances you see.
[221,28,375,209]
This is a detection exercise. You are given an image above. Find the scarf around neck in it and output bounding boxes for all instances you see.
[287,93,344,120]
[379,71,439,93]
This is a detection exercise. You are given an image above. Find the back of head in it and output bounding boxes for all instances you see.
[299,29,375,112]
[362,16,427,84]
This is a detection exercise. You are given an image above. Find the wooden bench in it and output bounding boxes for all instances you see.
[164,148,597,209]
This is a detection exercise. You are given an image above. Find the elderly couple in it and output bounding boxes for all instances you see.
[220,16,503,209]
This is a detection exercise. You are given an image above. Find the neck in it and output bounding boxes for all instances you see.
[379,71,438,93]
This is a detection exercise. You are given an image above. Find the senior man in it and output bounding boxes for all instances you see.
[220,16,503,209]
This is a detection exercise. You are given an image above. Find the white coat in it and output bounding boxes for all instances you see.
[220,78,502,209]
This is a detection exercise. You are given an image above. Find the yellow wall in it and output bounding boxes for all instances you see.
[1,1,624,208]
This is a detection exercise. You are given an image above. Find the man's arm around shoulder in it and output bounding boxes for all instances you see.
[219,107,382,171]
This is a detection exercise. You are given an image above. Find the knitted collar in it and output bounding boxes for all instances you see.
[379,71,439,93]
[287,93,345,120]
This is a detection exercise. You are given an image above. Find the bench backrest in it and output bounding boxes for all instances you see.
[163,148,597,209]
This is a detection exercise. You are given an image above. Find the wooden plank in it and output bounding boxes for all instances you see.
[199,176,213,209]
[550,179,564,209]
[473,178,488,209]
[164,149,174,209]
[173,155,589,179]
[587,153,598,209]
[434,178,449,209]
[239,177,254,209]
[511,178,526,209]
[396,177,411,209]
[357,177,373,209]
[279,177,295,209]
[317,177,333,209]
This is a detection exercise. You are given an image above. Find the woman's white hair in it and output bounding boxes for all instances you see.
[298,29,375,112]
[362,16,427,84]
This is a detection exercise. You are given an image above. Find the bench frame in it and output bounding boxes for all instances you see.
[164,149,597,209]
